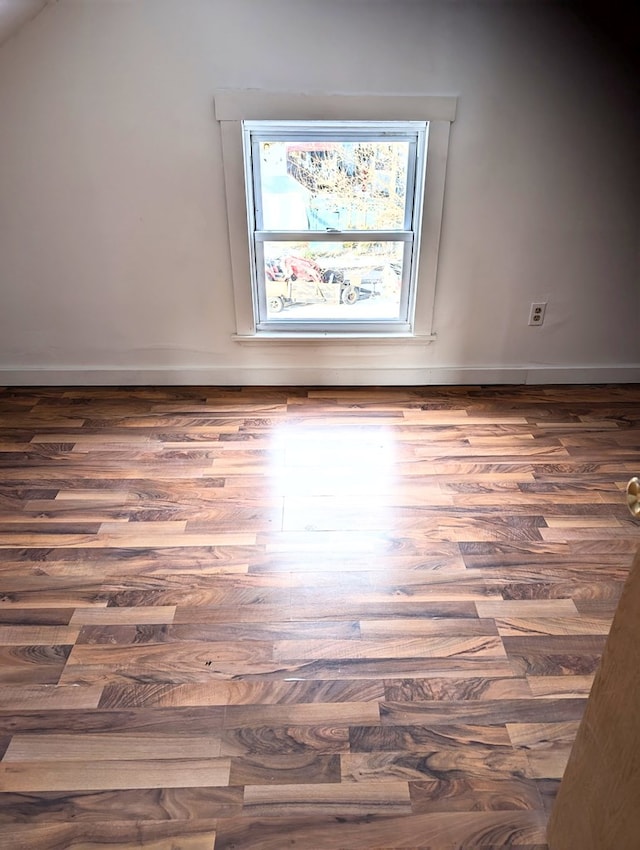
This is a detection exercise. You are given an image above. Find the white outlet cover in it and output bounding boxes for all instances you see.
[528,302,547,326]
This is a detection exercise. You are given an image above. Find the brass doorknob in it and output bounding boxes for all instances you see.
[627,477,640,518]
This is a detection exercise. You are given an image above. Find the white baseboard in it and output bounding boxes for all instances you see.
[1,365,639,386]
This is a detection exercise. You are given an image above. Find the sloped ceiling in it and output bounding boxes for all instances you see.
[0,1,637,80]
[0,0,49,48]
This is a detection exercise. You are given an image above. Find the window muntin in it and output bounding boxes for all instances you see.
[243,121,428,333]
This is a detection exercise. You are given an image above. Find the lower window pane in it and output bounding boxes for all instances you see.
[262,241,405,322]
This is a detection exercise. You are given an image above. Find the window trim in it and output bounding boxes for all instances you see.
[215,93,456,341]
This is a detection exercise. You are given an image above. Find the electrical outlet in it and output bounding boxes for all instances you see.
[528,302,547,326]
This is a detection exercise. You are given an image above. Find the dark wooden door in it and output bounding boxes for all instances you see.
[547,546,640,850]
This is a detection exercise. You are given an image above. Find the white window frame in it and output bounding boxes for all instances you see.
[215,93,456,342]
[246,120,426,334]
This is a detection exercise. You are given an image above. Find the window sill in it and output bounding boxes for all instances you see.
[232,332,437,345]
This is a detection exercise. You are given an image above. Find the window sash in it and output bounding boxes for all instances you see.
[253,239,415,332]
[248,127,419,233]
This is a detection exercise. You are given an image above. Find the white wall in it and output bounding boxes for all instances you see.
[0,0,638,385]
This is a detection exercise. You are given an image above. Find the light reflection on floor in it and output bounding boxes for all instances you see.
[268,423,397,565]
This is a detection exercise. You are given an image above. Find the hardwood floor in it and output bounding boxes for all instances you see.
[0,384,638,849]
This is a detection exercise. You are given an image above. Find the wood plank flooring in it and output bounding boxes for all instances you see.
[0,384,639,849]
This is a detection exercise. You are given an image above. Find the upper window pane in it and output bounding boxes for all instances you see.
[257,140,411,231]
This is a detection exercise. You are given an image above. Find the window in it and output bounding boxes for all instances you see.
[215,93,456,341]
[244,121,427,333]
